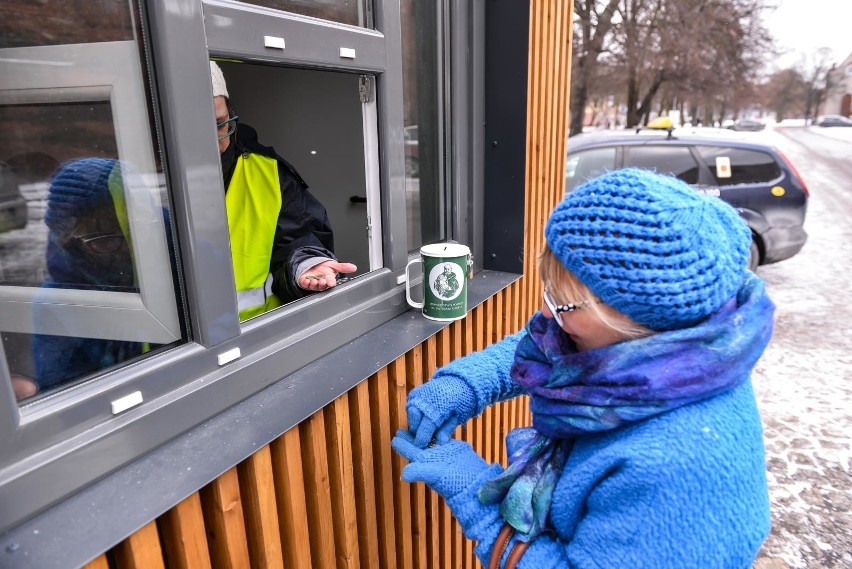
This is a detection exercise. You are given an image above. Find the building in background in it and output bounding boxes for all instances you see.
[825,51,852,117]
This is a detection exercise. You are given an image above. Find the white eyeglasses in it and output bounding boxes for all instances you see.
[543,289,594,326]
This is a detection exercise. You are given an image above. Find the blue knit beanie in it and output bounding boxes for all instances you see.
[45,158,119,233]
[545,168,751,331]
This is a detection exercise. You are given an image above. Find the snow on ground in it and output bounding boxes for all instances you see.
[750,128,852,569]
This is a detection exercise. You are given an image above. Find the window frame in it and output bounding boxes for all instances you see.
[0,0,509,534]
[0,42,181,344]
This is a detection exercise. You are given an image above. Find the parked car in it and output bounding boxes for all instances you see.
[815,115,852,127]
[566,127,809,271]
[0,162,28,233]
[727,118,765,132]
[403,124,419,177]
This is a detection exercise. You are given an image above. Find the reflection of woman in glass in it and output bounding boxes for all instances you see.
[32,158,144,391]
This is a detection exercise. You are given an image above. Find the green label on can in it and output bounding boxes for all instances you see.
[422,256,468,321]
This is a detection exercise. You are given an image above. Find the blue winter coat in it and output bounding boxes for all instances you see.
[440,332,771,569]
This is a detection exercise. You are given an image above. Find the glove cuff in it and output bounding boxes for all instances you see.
[447,463,505,527]
[428,370,478,419]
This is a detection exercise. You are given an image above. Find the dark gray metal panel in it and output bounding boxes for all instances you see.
[483,0,529,274]
[148,0,242,346]
[0,270,519,569]
[373,0,409,270]
[470,0,486,270]
[203,0,386,73]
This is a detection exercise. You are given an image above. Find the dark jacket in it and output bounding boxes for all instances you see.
[224,124,336,303]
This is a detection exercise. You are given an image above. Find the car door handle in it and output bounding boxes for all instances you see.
[349,195,367,204]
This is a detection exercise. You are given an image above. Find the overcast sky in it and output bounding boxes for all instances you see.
[764,0,852,69]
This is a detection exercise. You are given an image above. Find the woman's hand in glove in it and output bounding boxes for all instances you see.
[391,429,491,500]
[405,376,477,448]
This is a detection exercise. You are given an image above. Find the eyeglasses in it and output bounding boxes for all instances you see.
[69,232,128,255]
[217,114,239,140]
[543,288,593,326]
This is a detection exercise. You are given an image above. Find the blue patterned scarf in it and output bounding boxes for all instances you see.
[477,274,774,540]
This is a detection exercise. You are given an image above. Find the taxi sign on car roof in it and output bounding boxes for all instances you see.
[637,116,675,138]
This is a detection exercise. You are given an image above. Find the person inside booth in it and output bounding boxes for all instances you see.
[210,61,356,321]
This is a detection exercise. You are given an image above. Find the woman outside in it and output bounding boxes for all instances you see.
[392,168,774,568]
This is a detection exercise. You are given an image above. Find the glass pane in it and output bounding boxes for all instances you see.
[235,0,371,27]
[624,146,700,184]
[697,146,781,186]
[0,0,134,48]
[212,61,370,321]
[401,0,444,250]
[0,1,184,404]
[566,148,617,191]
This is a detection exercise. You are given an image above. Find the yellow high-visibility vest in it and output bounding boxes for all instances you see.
[225,153,283,321]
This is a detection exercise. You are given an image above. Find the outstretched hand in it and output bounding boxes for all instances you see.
[298,260,357,291]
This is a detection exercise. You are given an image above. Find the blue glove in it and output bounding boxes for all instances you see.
[406,374,478,448]
[392,430,491,500]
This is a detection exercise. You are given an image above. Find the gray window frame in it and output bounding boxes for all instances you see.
[0,0,501,534]
[0,42,181,344]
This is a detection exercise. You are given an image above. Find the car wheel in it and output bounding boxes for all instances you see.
[748,238,760,272]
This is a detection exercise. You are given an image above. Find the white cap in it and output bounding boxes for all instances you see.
[210,61,229,98]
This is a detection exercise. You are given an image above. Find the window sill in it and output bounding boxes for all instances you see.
[0,269,520,568]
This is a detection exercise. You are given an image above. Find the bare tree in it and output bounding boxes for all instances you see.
[797,48,834,122]
[760,68,806,120]
[620,0,771,127]
[570,0,621,136]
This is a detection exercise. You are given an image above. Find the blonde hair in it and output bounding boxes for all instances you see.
[538,246,654,341]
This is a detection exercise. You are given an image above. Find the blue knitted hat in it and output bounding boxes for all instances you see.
[45,158,119,233]
[545,168,751,331]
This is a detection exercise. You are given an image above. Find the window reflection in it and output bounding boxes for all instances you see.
[0,0,134,48]
[401,0,444,250]
[31,159,150,391]
[0,0,183,403]
[234,0,371,27]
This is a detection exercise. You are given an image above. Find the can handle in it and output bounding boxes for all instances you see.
[405,257,424,309]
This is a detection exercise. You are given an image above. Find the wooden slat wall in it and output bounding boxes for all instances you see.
[96,1,571,567]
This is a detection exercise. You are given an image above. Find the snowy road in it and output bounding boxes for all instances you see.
[749,126,852,569]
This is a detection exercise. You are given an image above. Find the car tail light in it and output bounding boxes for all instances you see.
[777,149,810,197]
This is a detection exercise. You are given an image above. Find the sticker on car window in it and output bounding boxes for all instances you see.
[715,156,732,179]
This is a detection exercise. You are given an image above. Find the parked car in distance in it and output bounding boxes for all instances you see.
[403,124,419,177]
[815,115,852,127]
[727,118,765,131]
[566,126,809,271]
[0,162,28,233]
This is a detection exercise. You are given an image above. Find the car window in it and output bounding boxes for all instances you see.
[623,145,700,184]
[696,146,781,186]
[566,147,616,191]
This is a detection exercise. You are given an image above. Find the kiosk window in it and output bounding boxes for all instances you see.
[213,61,374,319]
[236,0,372,27]
[0,0,184,404]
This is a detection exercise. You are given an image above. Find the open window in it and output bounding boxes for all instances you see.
[213,60,382,311]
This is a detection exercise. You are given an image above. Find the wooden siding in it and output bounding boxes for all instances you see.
[93,0,572,567]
